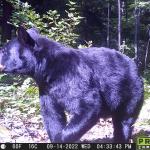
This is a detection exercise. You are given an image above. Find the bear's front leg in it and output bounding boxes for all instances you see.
[40,94,66,143]
[55,105,100,143]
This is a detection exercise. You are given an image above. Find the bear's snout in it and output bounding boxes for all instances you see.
[0,64,5,72]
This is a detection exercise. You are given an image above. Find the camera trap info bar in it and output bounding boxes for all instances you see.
[0,143,136,150]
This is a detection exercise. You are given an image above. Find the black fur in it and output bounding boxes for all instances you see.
[0,26,144,143]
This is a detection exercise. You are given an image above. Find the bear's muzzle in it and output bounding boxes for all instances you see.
[0,64,5,72]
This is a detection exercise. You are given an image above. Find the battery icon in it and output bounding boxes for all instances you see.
[0,144,6,149]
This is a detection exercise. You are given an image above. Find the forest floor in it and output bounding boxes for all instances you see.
[0,76,150,143]
[0,99,150,143]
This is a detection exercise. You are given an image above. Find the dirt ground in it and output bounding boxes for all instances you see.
[0,99,150,143]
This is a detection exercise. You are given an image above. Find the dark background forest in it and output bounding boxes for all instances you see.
[0,0,150,71]
[0,0,150,143]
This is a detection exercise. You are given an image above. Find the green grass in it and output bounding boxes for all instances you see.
[0,75,39,116]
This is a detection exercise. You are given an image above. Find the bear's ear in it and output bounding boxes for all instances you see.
[17,26,35,47]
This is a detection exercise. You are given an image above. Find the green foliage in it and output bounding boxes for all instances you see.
[130,1,150,9]
[138,1,150,9]
[144,70,150,84]
[42,9,81,46]
[7,0,82,47]
[0,77,39,116]
[6,1,42,28]
[143,70,150,100]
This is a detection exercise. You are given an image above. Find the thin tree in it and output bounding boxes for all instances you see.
[117,0,122,51]
[107,1,110,47]
[134,0,140,63]
[124,0,128,42]
[134,0,144,74]
[145,26,150,69]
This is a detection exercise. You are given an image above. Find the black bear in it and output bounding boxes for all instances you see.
[0,26,144,143]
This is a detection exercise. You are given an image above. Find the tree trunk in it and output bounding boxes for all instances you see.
[1,0,13,43]
[107,2,110,47]
[125,0,128,42]
[145,37,150,69]
[134,8,140,60]
[134,0,144,74]
[117,0,122,51]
